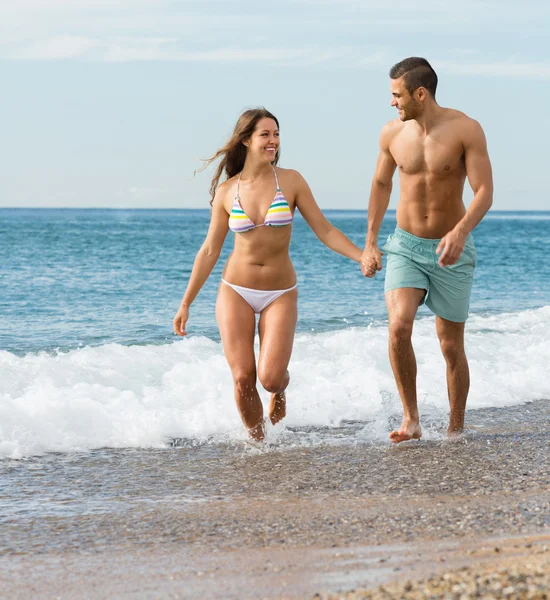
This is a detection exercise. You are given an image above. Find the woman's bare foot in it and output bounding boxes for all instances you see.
[248,421,266,441]
[389,419,422,443]
[268,391,286,425]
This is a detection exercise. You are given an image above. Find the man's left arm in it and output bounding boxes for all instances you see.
[437,120,494,266]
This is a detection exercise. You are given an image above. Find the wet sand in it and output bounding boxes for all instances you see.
[328,538,550,599]
[1,400,549,598]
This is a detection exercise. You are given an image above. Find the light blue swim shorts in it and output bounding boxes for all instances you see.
[382,227,476,323]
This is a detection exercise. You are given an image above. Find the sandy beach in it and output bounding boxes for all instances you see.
[1,399,549,599]
[331,548,550,599]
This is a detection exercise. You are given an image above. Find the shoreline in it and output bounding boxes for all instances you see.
[1,400,549,598]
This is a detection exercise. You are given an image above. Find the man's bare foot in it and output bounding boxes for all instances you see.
[268,391,286,425]
[447,424,464,438]
[389,420,422,443]
[448,411,465,436]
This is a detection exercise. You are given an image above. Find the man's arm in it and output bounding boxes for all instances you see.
[361,124,397,277]
[437,119,493,266]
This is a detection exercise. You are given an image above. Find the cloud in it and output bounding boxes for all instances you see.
[5,34,550,82]
[4,34,386,67]
[1,0,549,79]
[437,60,550,79]
[104,44,315,64]
[0,3,265,49]
[296,0,550,32]
[4,0,547,54]
[13,35,100,60]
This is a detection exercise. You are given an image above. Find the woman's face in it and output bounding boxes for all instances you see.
[246,117,280,163]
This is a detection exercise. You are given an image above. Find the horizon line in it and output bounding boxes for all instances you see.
[1,207,547,213]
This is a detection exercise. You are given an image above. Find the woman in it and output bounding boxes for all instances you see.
[173,108,362,440]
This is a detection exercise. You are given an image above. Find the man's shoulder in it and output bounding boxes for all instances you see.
[382,118,406,133]
[443,108,482,130]
[441,109,485,147]
[380,119,405,144]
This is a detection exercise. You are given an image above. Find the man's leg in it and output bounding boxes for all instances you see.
[385,287,426,443]
[435,316,469,435]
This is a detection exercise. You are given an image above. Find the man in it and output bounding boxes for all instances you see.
[361,57,493,443]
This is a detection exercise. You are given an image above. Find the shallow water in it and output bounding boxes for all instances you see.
[2,305,550,459]
[2,400,548,557]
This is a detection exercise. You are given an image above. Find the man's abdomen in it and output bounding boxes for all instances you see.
[396,175,467,238]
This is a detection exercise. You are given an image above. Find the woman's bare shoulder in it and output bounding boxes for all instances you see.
[212,177,237,211]
[275,166,305,186]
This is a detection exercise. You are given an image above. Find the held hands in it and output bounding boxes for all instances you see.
[360,245,383,278]
[173,304,189,337]
[436,228,467,267]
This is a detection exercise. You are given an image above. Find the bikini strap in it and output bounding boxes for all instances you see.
[272,167,281,192]
[235,172,242,200]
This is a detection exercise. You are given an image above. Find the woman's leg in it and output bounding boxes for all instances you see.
[257,288,298,425]
[216,283,264,440]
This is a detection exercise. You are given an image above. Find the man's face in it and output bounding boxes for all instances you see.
[390,76,421,121]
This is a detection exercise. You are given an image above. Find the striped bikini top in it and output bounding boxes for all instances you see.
[228,167,293,233]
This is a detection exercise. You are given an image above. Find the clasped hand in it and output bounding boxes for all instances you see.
[360,246,383,278]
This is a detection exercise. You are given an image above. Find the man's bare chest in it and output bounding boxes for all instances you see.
[390,134,464,177]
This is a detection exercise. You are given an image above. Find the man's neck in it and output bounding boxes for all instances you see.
[414,103,444,134]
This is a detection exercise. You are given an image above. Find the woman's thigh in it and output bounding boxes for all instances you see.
[257,288,298,383]
[216,282,257,375]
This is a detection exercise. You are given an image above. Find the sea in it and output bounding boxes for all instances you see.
[1,208,549,460]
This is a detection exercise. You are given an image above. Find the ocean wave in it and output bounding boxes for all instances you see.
[1,306,549,459]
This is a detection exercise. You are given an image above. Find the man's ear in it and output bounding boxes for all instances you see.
[416,87,427,102]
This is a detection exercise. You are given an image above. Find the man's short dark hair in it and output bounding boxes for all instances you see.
[389,57,438,98]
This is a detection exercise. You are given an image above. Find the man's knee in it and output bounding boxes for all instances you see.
[439,337,464,365]
[389,318,414,346]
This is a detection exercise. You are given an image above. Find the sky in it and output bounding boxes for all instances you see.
[1,0,550,210]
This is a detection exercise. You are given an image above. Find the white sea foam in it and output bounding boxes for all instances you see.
[1,306,549,459]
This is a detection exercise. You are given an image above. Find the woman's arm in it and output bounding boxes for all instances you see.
[293,171,362,262]
[173,190,230,336]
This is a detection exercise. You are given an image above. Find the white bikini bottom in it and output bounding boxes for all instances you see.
[221,279,297,314]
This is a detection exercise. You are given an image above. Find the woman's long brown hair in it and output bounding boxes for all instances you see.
[198,108,280,205]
